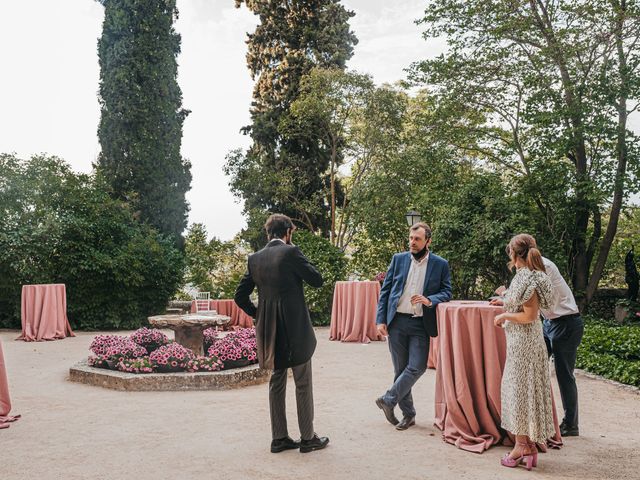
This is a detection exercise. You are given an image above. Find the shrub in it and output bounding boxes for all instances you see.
[579,320,640,361]
[294,230,347,325]
[183,225,249,299]
[0,154,184,330]
[577,317,640,387]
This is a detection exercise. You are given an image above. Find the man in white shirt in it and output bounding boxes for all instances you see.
[492,254,584,437]
[540,257,583,437]
[375,223,452,430]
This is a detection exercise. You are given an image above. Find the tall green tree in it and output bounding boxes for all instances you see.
[184,223,216,293]
[96,0,191,242]
[228,0,357,240]
[283,68,407,249]
[411,0,640,306]
[345,90,478,283]
[183,224,250,298]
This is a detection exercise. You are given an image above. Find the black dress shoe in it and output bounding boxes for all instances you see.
[271,436,300,453]
[300,434,330,453]
[375,397,399,425]
[395,415,416,431]
[560,423,579,437]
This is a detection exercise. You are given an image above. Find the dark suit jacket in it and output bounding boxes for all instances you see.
[234,239,323,370]
[375,251,452,337]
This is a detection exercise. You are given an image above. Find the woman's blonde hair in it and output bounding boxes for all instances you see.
[507,234,545,272]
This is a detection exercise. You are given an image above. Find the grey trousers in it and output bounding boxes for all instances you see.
[269,359,314,441]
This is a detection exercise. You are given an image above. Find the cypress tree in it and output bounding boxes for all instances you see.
[96,0,191,242]
[229,0,357,236]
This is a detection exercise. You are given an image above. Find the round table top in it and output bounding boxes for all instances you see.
[148,313,231,328]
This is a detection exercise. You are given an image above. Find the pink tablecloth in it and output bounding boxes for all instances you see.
[17,284,75,342]
[191,299,254,328]
[329,281,384,343]
[434,301,562,453]
[1,340,20,429]
[427,337,438,369]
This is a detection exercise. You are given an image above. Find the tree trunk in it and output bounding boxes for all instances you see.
[330,139,337,246]
[584,0,629,307]
[528,0,591,299]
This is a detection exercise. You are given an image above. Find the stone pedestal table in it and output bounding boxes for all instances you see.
[148,313,230,356]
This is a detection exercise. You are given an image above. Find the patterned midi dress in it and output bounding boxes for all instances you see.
[501,268,556,443]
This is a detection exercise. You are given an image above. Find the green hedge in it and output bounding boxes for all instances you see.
[0,154,184,330]
[294,230,347,326]
[577,318,640,387]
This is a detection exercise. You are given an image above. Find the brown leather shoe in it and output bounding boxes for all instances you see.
[395,415,415,431]
[376,397,399,425]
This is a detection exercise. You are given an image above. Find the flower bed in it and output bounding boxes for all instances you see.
[206,327,258,369]
[130,327,169,354]
[85,327,257,374]
[88,334,148,368]
[186,356,224,372]
[116,356,154,374]
[149,342,196,372]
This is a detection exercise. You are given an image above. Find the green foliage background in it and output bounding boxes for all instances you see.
[0,154,184,330]
[96,0,191,242]
[293,230,347,325]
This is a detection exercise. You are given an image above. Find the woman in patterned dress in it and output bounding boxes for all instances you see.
[493,234,556,470]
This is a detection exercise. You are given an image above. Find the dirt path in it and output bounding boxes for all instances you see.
[1,328,639,480]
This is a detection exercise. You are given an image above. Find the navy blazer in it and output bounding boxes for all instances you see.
[375,251,452,337]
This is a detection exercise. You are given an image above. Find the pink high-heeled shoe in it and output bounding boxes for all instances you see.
[527,441,539,468]
[501,453,535,470]
[500,442,535,470]
[500,453,523,468]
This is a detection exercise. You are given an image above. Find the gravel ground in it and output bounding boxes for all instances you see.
[1,328,639,480]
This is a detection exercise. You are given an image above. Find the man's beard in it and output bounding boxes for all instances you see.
[411,245,428,260]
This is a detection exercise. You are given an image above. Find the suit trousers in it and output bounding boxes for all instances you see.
[269,359,314,441]
[543,314,584,428]
[382,313,429,418]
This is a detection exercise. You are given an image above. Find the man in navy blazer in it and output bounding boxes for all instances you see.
[375,222,452,430]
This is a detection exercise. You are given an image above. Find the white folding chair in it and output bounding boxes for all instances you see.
[195,292,211,312]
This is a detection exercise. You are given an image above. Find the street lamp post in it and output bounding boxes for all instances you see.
[405,209,421,227]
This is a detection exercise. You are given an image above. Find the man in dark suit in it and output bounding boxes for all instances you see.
[234,214,329,454]
[375,222,452,430]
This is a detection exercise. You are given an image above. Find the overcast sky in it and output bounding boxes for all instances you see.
[0,1,635,240]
